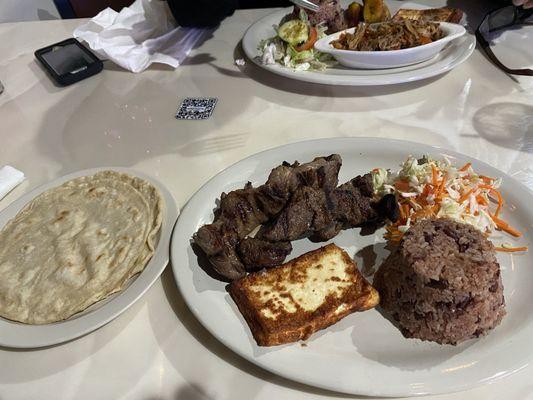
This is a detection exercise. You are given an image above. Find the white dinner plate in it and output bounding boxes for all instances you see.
[242,1,476,86]
[171,138,532,397]
[0,167,179,349]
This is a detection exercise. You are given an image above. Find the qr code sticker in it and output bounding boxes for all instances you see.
[176,98,217,120]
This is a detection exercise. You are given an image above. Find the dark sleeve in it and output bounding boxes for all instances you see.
[167,0,239,27]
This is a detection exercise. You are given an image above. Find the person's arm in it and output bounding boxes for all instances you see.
[513,0,533,8]
[167,0,239,27]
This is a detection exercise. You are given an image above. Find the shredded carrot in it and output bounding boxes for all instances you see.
[399,204,406,220]
[493,189,504,217]
[495,246,528,253]
[431,164,438,186]
[459,162,471,172]
[372,168,380,173]
[477,195,488,206]
[490,214,522,237]
[480,184,504,217]
[479,175,494,183]
[459,187,475,203]
[436,176,447,198]
[394,180,411,192]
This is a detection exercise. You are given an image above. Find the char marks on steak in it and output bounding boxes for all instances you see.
[257,186,333,242]
[238,238,293,271]
[193,154,342,280]
[258,174,399,243]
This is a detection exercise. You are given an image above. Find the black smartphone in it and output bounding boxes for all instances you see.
[35,38,103,86]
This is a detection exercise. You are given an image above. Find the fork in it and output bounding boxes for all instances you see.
[289,0,319,12]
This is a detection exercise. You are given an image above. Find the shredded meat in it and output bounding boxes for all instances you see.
[331,21,443,51]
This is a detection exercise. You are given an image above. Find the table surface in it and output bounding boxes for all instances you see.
[0,3,532,400]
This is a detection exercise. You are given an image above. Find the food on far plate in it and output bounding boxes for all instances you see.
[288,0,349,34]
[228,244,379,346]
[392,7,463,24]
[373,155,527,252]
[259,8,335,71]
[0,171,163,324]
[362,0,391,24]
[374,218,506,345]
[330,21,444,51]
[193,154,399,281]
[345,2,363,27]
[259,0,378,71]
[257,1,465,71]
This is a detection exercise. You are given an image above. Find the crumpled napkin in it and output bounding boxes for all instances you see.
[0,166,25,201]
[73,0,209,73]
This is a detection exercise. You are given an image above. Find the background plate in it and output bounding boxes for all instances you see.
[0,167,179,348]
[242,1,475,86]
[171,138,532,397]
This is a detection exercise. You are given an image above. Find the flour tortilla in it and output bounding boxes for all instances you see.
[0,171,163,324]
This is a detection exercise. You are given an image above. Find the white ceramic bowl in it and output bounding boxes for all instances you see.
[314,22,466,69]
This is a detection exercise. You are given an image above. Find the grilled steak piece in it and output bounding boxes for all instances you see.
[258,186,333,242]
[193,154,342,281]
[217,184,268,237]
[375,193,400,223]
[209,244,246,281]
[258,174,399,243]
[238,238,293,271]
[330,175,377,227]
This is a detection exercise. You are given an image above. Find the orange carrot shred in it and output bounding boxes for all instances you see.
[479,175,494,183]
[399,204,406,220]
[459,187,475,203]
[459,162,471,172]
[431,165,438,186]
[436,176,447,198]
[480,184,504,217]
[477,195,488,206]
[495,246,528,253]
[490,213,522,238]
[403,204,410,219]
[394,180,411,192]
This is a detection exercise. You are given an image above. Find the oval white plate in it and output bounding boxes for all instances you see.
[242,2,475,86]
[314,22,466,69]
[0,167,179,348]
[171,138,532,397]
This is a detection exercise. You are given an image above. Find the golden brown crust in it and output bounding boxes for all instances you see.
[227,244,379,346]
[392,7,463,23]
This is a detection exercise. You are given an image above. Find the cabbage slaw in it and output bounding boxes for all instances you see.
[373,156,527,252]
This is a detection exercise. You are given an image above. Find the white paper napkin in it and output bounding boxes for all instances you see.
[73,0,210,73]
[0,166,25,201]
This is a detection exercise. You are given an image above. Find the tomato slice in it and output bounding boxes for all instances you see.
[295,27,318,52]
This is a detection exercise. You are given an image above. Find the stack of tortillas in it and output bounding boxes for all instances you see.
[0,171,163,324]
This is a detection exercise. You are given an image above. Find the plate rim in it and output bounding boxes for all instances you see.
[242,7,476,86]
[0,167,179,349]
[171,137,532,397]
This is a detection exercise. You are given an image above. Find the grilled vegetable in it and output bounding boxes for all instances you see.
[346,2,363,27]
[363,0,391,23]
[278,19,309,46]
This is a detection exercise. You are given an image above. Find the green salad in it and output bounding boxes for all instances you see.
[258,10,335,71]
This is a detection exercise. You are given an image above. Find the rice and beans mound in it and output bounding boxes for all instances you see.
[374,218,506,345]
